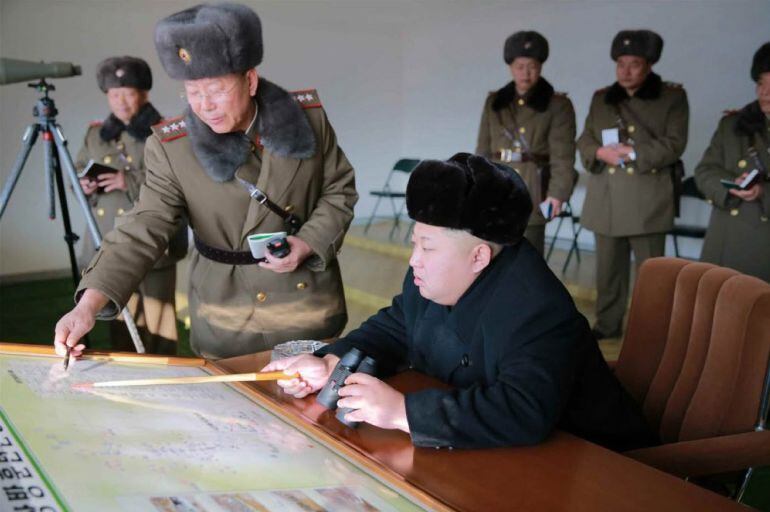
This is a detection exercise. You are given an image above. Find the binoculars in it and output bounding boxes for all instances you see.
[316,348,377,428]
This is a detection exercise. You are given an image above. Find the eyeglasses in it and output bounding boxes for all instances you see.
[180,78,243,104]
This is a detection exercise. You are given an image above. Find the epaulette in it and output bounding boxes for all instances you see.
[596,86,610,94]
[89,120,103,127]
[554,91,569,97]
[664,81,683,89]
[722,109,739,116]
[152,116,188,143]
[291,89,322,109]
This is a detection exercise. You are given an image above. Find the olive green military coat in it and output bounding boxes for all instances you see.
[577,72,689,236]
[476,78,576,225]
[78,80,357,359]
[695,101,770,281]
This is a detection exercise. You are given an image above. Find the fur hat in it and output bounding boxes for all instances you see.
[406,153,532,245]
[504,31,549,64]
[611,30,663,64]
[751,42,770,82]
[96,56,152,92]
[154,3,262,80]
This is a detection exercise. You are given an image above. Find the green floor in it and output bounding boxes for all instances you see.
[0,277,768,510]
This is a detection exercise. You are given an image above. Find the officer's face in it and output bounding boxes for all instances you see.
[615,56,651,93]
[106,87,147,125]
[185,69,259,133]
[509,57,542,95]
[758,73,770,114]
[409,223,494,306]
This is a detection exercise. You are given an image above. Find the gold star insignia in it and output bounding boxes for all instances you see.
[178,47,192,64]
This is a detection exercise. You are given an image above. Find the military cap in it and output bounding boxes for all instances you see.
[751,42,770,82]
[504,31,549,64]
[96,56,152,93]
[406,153,532,245]
[611,30,663,64]
[154,3,262,80]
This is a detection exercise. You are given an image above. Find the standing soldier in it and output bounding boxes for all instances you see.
[55,3,357,360]
[76,56,186,354]
[476,31,577,254]
[577,30,689,339]
[695,42,770,281]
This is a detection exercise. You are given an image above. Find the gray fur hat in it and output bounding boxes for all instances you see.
[96,56,152,92]
[154,3,262,80]
[504,31,549,64]
[751,42,770,82]
[611,30,663,64]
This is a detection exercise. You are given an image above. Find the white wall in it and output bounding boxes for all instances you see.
[1,0,768,276]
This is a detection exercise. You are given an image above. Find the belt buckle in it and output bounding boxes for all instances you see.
[252,188,268,204]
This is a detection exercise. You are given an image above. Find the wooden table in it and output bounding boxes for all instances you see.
[215,351,746,512]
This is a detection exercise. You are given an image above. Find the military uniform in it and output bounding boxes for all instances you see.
[77,80,357,359]
[577,30,689,337]
[476,31,576,254]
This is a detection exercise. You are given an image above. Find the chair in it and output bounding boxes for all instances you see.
[544,200,582,274]
[363,159,420,241]
[611,257,770,502]
[668,176,708,258]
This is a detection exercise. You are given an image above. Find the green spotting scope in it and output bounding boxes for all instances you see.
[0,58,81,85]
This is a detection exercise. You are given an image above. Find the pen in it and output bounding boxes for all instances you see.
[63,345,71,371]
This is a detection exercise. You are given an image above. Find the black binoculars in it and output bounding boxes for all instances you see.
[316,348,377,428]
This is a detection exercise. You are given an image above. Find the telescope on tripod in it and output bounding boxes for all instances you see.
[0,58,145,353]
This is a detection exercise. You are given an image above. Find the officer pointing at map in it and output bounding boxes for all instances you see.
[54,3,358,360]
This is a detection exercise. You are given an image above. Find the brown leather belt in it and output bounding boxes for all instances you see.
[194,233,264,265]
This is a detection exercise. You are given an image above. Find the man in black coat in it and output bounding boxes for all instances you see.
[263,153,655,451]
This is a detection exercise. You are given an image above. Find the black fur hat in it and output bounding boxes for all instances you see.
[751,42,770,82]
[406,153,532,245]
[504,31,549,64]
[96,56,152,92]
[611,30,663,64]
[154,3,262,80]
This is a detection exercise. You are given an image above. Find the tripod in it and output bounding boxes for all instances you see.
[0,79,145,353]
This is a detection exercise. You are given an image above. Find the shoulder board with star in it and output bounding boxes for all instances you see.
[722,108,739,117]
[292,89,322,109]
[152,116,188,143]
[554,91,569,98]
[595,86,610,95]
[664,81,683,89]
[89,120,103,127]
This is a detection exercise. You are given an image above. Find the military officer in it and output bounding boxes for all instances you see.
[476,30,577,254]
[55,3,357,360]
[75,56,186,354]
[577,30,689,340]
[695,42,770,281]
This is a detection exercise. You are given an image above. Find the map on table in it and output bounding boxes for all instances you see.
[0,354,428,512]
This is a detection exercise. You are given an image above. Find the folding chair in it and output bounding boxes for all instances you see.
[363,158,420,241]
[545,200,582,273]
[668,176,708,258]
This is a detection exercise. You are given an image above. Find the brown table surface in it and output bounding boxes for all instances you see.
[214,351,745,512]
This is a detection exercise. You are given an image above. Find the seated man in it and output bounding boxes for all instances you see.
[263,153,656,451]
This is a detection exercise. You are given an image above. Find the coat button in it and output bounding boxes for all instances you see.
[296,282,307,290]
[626,166,635,175]
[124,165,131,171]
[518,126,526,134]
[516,98,525,106]
[608,167,616,175]
[651,168,658,174]
[707,199,713,205]
[628,125,636,134]
[117,208,124,215]
[126,155,133,163]
[761,216,769,222]
[256,292,267,302]
[116,142,125,150]
[738,159,747,169]
[103,156,112,164]
[730,209,739,217]
[97,208,105,217]
[460,354,470,367]
[284,204,295,213]
[250,144,257,153]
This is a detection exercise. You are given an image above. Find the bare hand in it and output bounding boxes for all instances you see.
[543,197,563,219]
[596,145,626,166]
[728,173,764,202]
[258,236,313,273]
[79,178,98,196]
[53,289,109,360]
[97,170,127,193]
[337,373,410,432]
[261,353,339,398]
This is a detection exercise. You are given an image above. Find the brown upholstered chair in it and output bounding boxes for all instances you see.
[610,257,770,501]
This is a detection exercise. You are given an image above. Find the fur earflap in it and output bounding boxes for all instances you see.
[735,100,767,137]
[406,153,532,245]
[492,77,555,113]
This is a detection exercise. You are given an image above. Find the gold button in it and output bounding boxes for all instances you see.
[761,216,769,222]
[117,208,125,215]
[651,168,658,174]
[296,282,307,290]
[256,292,267,302]
[116,142,125,150]
[126,155,133,163]
[250,144,257,153]
[608,167,616,175]
[284,204,295,213]
[738,159,747,169]
[730,209,739,217]
[707,199,713,205]
[97,208,105,217]
[628,125,636,134]
[103,156,112,164]
[124,165,131,171]
[516,98,525,106]
[518,127,526,134]
[627,167,635,175]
